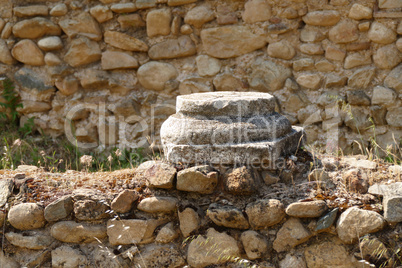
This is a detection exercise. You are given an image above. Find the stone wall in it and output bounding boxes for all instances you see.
[1,160,401,267]
[0,0,401,152]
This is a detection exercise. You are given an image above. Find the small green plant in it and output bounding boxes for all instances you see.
[19,117,35,138]
[0,78,22,124]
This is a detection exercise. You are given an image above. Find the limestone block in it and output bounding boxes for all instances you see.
[59,12,102,41]
[137,196,178,213]
[148,35,196,59]
[216,4,238,24]
[293,58,314,71]
[346,90,370,106]
[101,51,138,70]
[110,3,137,13]
[12,40,44,65]
[136,0,156,9]
[8,203,46,230]
[379,0,402,9]
[51,221,106,243]
[14,5,48,17]
[14,67,55,102]
[1,22,12,39]
[50,4,67,16]
[64,37,101,67]
[268,40,295,60]
[196,55,221,76]
[386,107,402,127]
[325,46,346,61]
[368,22,397,44]
[17,100,51,113]
[200,26,266,58]
[299,43,324,55]
[147,9,171,37]
[38,36,63,51]
[242,0,271,23]
[12,17,61,39]
[90,5,113,23]
[359,21,370,31]
[168,0,197,6]
[384,196,402,223]
[296,73,321,89]
[344,53,371,69]
[107,218,162,245]
[224,166,257,195]
[300,26,325,42]
[303,11,340,26]
[373,44,401,69]
[184,5,215,28]
[5,231,54,250]
[136,161,176,189]
[285,201,327,218]
[111,189,138,213]
[104,31,148,51]
[177,165,218,194]
[137,61,178,91]
[178,207,200,237]
[348,4,372,20]
[329,20,359,43]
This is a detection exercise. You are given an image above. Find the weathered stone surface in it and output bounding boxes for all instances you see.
[37,36,63,51]
[111,3,137,13]
[344,53,371,69]
[184,5,215,28]
[133,244,185,267]
[137,61,178,91]
[73,189,110,220]
[0,39,12,65]
[336,207,386,244]
[300,43,324,55]
[51,221,106,243]
[111,189,138,213]
[64,37,101,67]
[44,53,62,66]
[101,51,138,70]
[304,238,359,268]
[200,26,266,58]
[0,178,13,207]
[329,20,359,43]
[148,35,196,60]
[177,165,218,194]
[296,73,321,89]
[44,195,73,222]
[147,9,171,37]
[386,107,402,127]
[315,207,338,232]
[385,64,402,92]
[196,55,221,76]
[372,86,396,105]
[118,14,145,29]
[137,161,176,189]
[293,58,314,71]
[14,5,48,17]
[279,254,307,268]
[52,246,88,268]
[213,73,246,91]
[179,207,200,237]
[348,67,375,88]
[17,100,51,114]
[344,106,371,132]
[104,31,148,52]
[136,0,156,9]
[300,27,325,42]
[168,0,196,6]
[273,217,312,252]
[5,231,54,250]
[286,201,327,218]
[187,228,240,267]
[242,0,271,23]
[224,166,257,195]
[249,60,292,91]
[384,195,402,223]
[179,78,212,94]
[241,230,268,260]
[12,17,61,39]
[59,12,102,41]
[14,67,55,102]
[303,11,340,26]
[137,196,178,213]
[207,203,249,229]
[349,4,372,20]
[0,250,19,268]
[50,4,67,16]
[368,22,397,44]
[326,74,347,87]
[346,90,370,106]
[325,46,346,61]
[360,237,391,264]
[11,39,44,65]
[155,222,178,243]
[379,0,402,9]
[90,5,113,23]
[373,44,401,69]
[246,199,285,229]
[8,203,46,230]
[268,40,295,60]
[77,69,109,89]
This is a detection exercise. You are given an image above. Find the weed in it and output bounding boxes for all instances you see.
[0,78,22,124]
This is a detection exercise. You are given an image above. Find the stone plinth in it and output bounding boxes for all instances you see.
[161,92,304,167]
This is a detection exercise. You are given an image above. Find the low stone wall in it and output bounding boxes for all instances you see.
[1,160,401,267]
[0,0,401,152]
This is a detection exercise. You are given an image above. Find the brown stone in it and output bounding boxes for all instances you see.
[329,20,359,43]
[373,44,401,69]
[59,12,102,41]
[267,40,295,60]
[325,46,346,61]
[286,201,328,218]
[51,221,107,243]
[8,203,46,230]
[90,5,113,23]
[224,166,257,195]
[345,42,370,51]
[14,5,48,17]
[50,4,67,16]
[178,207,200,237]
[12,39,44,66]
[37,36,63,51]
[136,0,156,9]
[344,53,371,69]
[200,26,266,58]
[137,161,176,189]
[1,22,12,39]
[296,73,321,89]
[167,0,196,6]
[148,35,196,60]
[12,17,61,39]
[293,58,314,71]
[216,5,238,25]
[137,61,178,91]
[111,189,138,213]
[147,8,171,37]
[118,14,145,29]
[315,60,335,72]
[303,11,340,26]
[348,4,373,20]
[137,196,178,213]
[17,100,51,113]
[101,51,138,70]
[0,39,16,65]
[64,37,101,67]
[249,59,291,91]
[368,22,397,44]
[104,31,148,52]
[242,0,271,23]
[299,43,324,55]
[207,203,250,229]
[379,0,402,9]
[246,199,286,229]
[44,53,62,66]
[348,67,375,88]
[358,21,371,31]
[300,27,325,42]
[184,5,215,28]
[213,73,247,91]
[111,3,137,13]
[273,218,312,252]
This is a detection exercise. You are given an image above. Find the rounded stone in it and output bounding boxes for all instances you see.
[137,196,178,213]
[285,200,328,218]
[368,22,397,44]
[12,40,44,66]
[373,44,401,69]
[137,61,178,91]
[329,20,359,44]
[37,36,63,51]
[176,92,276,117]
[241,230,268,260]
[8,203,46,230]
[246,199,285,229]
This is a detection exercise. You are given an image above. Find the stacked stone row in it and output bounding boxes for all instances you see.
[1,161,400,267]
[0,0,401,151]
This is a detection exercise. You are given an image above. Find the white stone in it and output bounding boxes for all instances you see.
[196,55,221,76]
[8,203,46,230]
[37,36,63,51]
